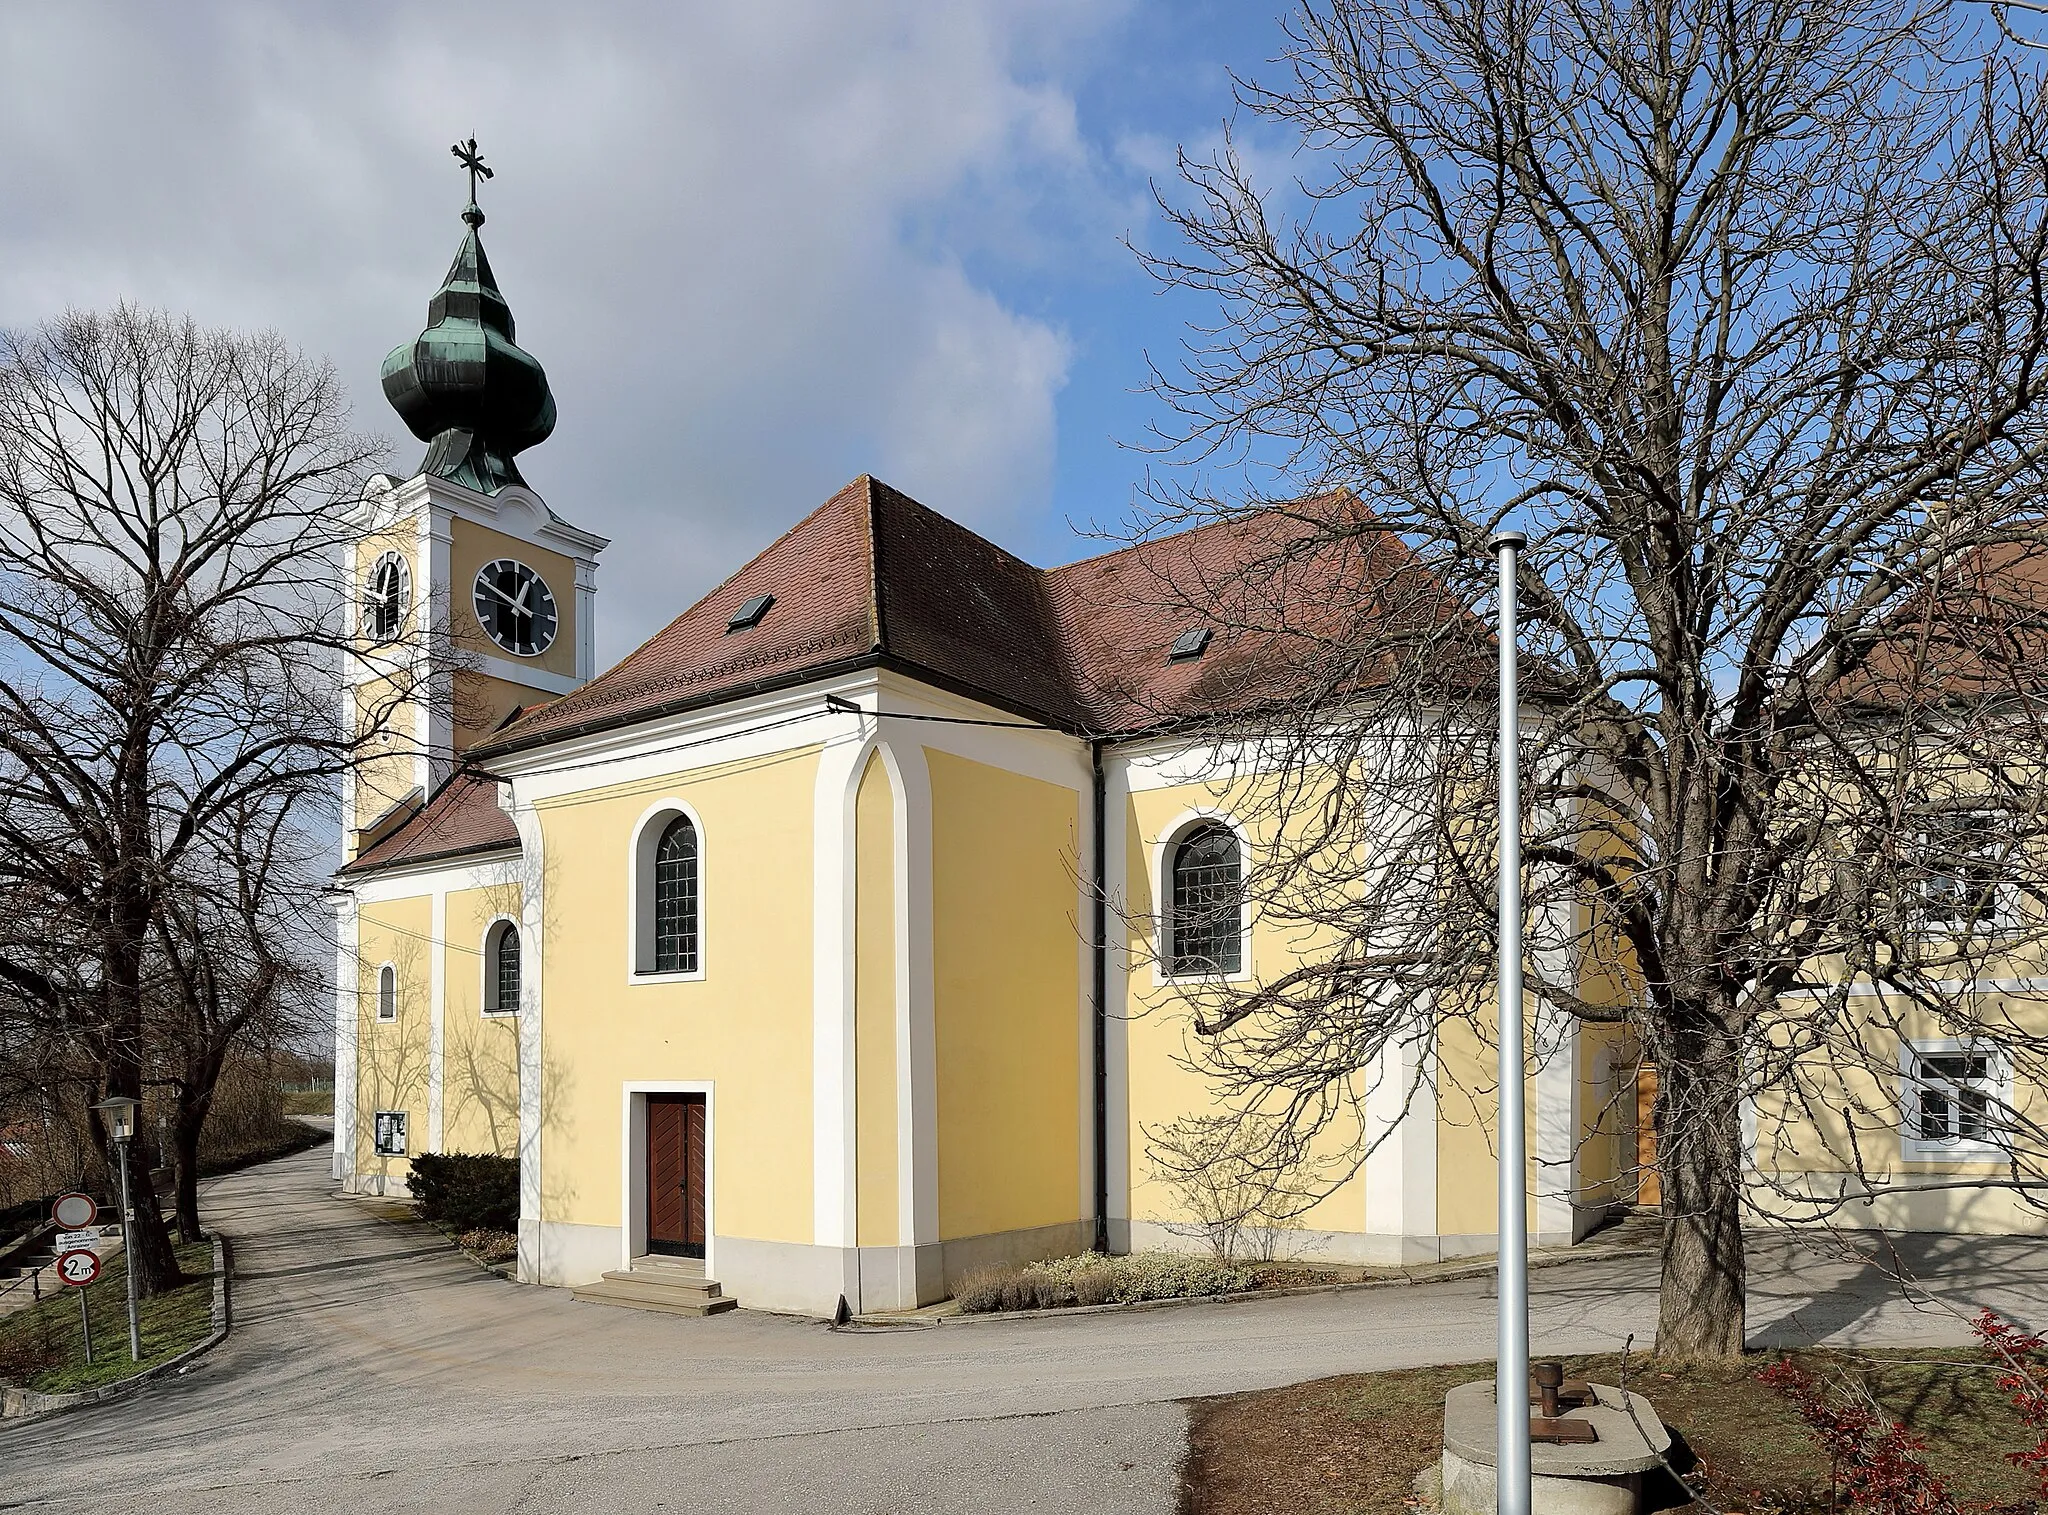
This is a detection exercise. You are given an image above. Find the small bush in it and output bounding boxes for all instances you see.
[457,1228,518,1264]
[956,1267,1011,1313]
[408,1152,519,1233]
[1074,1267,1116,1306]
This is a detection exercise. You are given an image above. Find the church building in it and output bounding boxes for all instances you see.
[330,171,1639,1317]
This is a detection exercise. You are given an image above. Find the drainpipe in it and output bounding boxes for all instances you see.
[1091,738,1110,1254]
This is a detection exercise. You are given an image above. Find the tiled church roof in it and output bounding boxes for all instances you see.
[345,476,1449,875]
[342,769,517,874]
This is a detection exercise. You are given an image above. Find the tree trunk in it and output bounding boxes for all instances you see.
[172,1118,202,1244]
[1653,1039,1747,1360]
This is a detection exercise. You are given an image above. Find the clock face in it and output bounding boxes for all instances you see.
[473,559,558,657]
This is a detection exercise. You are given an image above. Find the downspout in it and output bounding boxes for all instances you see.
[1091,738,1109,1254]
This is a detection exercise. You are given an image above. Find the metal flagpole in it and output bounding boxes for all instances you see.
[1492,529,1530,1515]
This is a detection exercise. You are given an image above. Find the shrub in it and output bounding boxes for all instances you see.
[956,1267,1011,1313]
[457,1228,518,1265]
[408,1152,519,1233]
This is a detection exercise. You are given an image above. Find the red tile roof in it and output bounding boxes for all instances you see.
[347,477,1455,875]
[340,769,518,875]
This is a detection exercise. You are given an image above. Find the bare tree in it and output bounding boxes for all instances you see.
[1128,0,2048,1358]
[0,307,388,1294]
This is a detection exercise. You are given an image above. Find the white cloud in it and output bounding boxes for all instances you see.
[0,0,1130,657]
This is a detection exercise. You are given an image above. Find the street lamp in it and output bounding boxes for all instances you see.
[91,1095,143,1362]
[1491,530,1531,1515]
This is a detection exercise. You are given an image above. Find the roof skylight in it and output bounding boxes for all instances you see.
[1166,627,1211,662]
[726,594,775,633]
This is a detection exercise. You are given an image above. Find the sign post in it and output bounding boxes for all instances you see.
[51,1194,102,1366]
[1492,530,1531,1515]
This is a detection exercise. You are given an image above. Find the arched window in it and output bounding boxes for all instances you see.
[1168,822,1243,976]
[363,551,410,641]
[485,921,521,1014]
[376,963,398,1021]
[653,815,700,974]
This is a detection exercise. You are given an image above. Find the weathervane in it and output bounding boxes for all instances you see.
[451,137,493,216]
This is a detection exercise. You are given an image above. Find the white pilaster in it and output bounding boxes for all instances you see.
[428,887,447,1152]
[506,788,547,1283]
[332,893,359,1185]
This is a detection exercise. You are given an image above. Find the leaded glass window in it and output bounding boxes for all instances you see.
[489,922,520,1013]
[1169,822,1242,976]
[654,815,700,974]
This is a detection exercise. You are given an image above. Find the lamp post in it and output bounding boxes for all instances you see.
[92,1095,142,1362]
[1491,530,1531,1515]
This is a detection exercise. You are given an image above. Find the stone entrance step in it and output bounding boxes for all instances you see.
[571,1264,737,1317]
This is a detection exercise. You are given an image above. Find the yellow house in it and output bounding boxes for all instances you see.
[331,187,1658,1317]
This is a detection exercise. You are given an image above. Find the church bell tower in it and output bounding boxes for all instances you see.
[343,140,608,861]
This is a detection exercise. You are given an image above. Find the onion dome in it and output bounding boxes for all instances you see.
[381,199,556,494]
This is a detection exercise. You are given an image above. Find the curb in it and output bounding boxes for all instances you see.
[847,1241,1659,1329]
[1,1232,231,1421]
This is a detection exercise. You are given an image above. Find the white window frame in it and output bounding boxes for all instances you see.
[1152,808,1253,986]
[481,915,521,1017]
[1899,1038,2011,1161]
[373,1109,408,1157]
[626,798,708,984]
[1916,809,2018,939]
[375,962,398,1022]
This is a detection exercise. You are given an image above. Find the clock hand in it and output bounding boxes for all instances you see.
[479,579,520,609]
[512,578,532,613]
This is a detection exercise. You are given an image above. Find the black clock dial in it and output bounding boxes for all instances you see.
[473,558,558,657]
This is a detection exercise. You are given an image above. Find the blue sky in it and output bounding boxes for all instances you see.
[0,1,1296,662]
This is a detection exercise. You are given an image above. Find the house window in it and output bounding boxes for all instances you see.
[654,815,700,974]
[1168,821,1243,976]
[373,1110,408,1157]
[376,963,397,1022]
[1904,1043,2004,1154]
[1919,810,2007,933]
[485,921,520,1015]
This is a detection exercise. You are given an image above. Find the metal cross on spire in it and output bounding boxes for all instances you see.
[451,137,493,208]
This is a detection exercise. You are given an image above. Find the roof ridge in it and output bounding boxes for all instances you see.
[866,475,887,654]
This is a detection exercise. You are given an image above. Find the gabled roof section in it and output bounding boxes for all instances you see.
[466,476,1455,762]
[474,477,1088,756]
[340,769,519,875]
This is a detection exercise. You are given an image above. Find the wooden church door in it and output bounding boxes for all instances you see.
[646,1094,706,1259]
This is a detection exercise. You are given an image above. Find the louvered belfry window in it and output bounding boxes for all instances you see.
[1169,822,1242,976]
[654,815,700,973]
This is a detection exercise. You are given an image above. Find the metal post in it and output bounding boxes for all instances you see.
[1492,529,1531,1515]
[116,1136,141,1361]
[79,1283,92,1365]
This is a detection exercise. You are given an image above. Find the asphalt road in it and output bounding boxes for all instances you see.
[2,1145,2043,1514]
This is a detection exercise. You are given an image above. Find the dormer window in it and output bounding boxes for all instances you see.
[726,594,774,633]
[1167,627,1211,662]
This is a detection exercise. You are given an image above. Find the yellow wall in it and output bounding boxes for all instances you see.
[442,882,523,1156]
[534,747,822,1246]
[928,749,1083,1240]
[354,893,434,1185]
[854,753,898,1247]
[1121,778,1372,1246]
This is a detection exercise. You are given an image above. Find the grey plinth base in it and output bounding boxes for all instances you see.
[1438,1380,1672,1515]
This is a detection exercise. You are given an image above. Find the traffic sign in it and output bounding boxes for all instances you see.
[55,1229,100,1257]
[56,1250,101,1287]
[51,1192,96,1229]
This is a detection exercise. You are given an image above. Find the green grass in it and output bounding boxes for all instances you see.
[280,1088,333,1117]
[0,1239,216,1395]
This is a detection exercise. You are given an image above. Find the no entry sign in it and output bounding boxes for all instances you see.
[51,1192,96,1229]
[56,1250,101,1287]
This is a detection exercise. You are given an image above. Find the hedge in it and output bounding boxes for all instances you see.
[407,1152,519,1233]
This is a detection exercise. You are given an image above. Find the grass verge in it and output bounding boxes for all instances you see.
[1180,1349,2040,1515]
[0,1239,216,1396]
